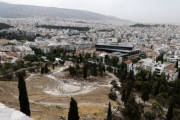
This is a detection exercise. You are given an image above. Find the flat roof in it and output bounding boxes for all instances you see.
[112,52,127,56]
[96,48,140,53]
[96,43,133,48]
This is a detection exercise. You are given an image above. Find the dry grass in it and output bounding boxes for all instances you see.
[0,71,115,120]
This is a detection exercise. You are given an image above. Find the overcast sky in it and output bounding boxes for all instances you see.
[0,0,180,24]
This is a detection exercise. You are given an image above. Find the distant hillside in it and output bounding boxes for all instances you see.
[130,23,165,28]
[0,2,132,24]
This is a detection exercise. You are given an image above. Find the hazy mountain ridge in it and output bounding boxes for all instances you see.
[0,2,132,24]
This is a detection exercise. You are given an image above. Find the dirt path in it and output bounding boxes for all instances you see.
[29,99,108,108]
[43,66,109,97]
[23,65,115,119]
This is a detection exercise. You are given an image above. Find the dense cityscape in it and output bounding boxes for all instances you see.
[0,1,180,120]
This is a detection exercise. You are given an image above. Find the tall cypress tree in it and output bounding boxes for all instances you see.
[122,95,141,120]
[178,68,180,79]
[16,71,31,116]
[107,102,112,120]
[175,60,178,69]
[166,103,174,120]
[92,63,97,76]
[83,63,88,79]
[121,71,134,104]
[44,63,49,73]
[68,97,79,120]
[41,66,44,74]
[166,97,175,120]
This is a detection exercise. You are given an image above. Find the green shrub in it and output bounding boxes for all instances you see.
[108,91,117,101]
